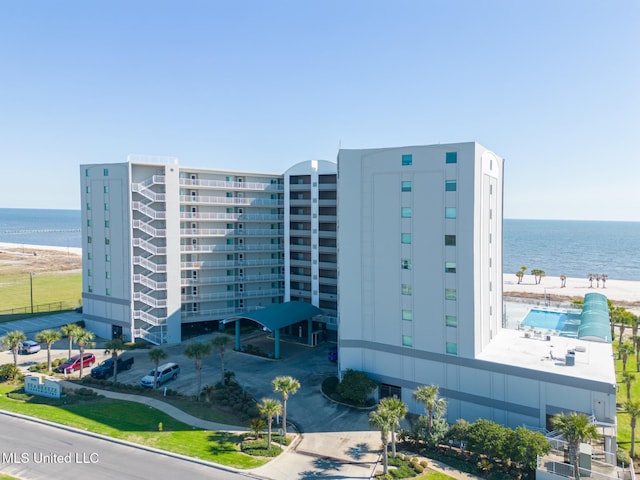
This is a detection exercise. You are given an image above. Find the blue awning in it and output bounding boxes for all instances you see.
[222,301,323,331]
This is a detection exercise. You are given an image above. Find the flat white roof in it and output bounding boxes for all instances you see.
[477,328,616,385]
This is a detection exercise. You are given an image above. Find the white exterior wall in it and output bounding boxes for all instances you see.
[80,162,133,341]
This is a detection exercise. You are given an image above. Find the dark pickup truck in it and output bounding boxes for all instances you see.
[90,356,134,379]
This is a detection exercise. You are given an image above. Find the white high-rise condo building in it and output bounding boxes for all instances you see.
[337,143,616,443]
[80,143,616,448]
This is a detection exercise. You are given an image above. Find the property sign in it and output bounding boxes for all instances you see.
[24,375,62,399]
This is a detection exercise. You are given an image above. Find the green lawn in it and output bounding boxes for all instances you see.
[614,341,640,458]
[0,271,81,314]
[0,384,266,469]
[422,471,456,479]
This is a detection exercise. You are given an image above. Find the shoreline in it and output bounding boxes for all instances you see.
[0,241,637,306]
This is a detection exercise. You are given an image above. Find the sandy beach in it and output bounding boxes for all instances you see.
[0,242,82,257]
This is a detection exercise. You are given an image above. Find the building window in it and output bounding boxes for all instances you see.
[105,238,110,245]
[87,236,92,244]
[401,207,412,218]
[87,285,93,293]
[445,262,457,273]
[446,342,458,355]
[104,203,109,211]
[87,269,92,277]
[104,186,109,193]
[106,288,111,296]
[401,259,412,270]
[445,180,457,192]
[402,309,413,321]
[445,235,456,246]
[87,219,91,227]
[446,152,457,164]
[87,252,92,260]
[104,220,110,228]
[401,181,412,192]
[86,202,91,210]
[105,272,110,279]
[105,254,110,262]
[446,315,458,327]
[445,207,457,219]
[401,233,412,244]
[445,288,457,300]
[86,186,91,193]
[402,335,413,347]
[401,154,413,166]
[401,284,412,295]
[103,168,109,176]
[85,169,90,177]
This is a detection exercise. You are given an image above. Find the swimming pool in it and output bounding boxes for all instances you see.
[521,308,582,337]
[522,309,568,331]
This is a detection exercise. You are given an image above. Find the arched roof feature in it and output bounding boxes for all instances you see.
[222,301,323,331]
[578,292,611,343]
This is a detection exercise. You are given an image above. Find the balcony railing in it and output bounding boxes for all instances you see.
[179,195,283,207]
[179,178,283,191]
[180,258,283,269]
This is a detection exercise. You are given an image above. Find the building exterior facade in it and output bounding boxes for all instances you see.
[80,143,615,439]
[336,142,616,437]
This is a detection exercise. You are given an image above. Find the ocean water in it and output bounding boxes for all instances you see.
[503,219,640,281]
[0,208,81,248]
[0,209,638,281]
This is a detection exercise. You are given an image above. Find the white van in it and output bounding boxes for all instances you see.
[140,363,180,388]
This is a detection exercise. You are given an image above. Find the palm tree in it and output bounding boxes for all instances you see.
[413,384,444,432]
[60,323,83,359]
[552,412,599,480]
[631,335,640,373]
[601,274,608,288]
[621,371,636,401]
[211,334,231,383]
[35,329,61,372]
[103,338,124,382]
[379,396,407,458]
[516,270,524,284]
[595,274,601,288]
[257,397,282,450]
[272,375,300,436]
[249,418,266,439]
[588,273,594,288]
[620,342,635,372]
[369,406,395,475]
[624,401,640,459]
[184,341,211,400]
[148,347,168,388]
[560,274,567,288]
[74,329,95,378]
[2,330,26,367]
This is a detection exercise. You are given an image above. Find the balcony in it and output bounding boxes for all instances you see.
[180,258,283,269]
[179,178,283,192]
[181,273,282,286]
[180,212,284,222]
[180,244,283,253]
[180,195,283,207]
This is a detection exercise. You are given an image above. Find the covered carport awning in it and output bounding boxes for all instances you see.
[222,302,323,358]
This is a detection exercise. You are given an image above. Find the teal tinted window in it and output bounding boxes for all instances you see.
[445,180,457,192]
[445,208,456,219]
[401,233,412,244]
[86,186,91,193]
[401,207,412,218]
[103,168,109,176]
[401,259,411,270]
[402,310,413,321]
[446,315,458,327]
[445,262,457,273]
[446,152,457,164]
[445,235,456,246]
[446,342,458,354]
[402,335,413,347]
[401,181,412,192]
[401,284,412,295]
[402,154,413,166]
[445,288,457,300]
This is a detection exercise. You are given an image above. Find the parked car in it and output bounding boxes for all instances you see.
[90,356,134,379]
[140,363,180,387]
[56,353,96,373]
[20,340,41,355]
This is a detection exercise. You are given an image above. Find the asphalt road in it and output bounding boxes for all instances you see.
[0,413,255,480]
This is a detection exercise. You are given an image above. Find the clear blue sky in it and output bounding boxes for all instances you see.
[1,1,638,220]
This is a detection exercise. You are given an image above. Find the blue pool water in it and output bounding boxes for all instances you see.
[521,309,582,337]
[522,309,568,331]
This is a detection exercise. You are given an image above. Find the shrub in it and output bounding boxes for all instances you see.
[322,376,339,395]
[0,364,22,381]
[334,370,378,406]
[241,438,283,457]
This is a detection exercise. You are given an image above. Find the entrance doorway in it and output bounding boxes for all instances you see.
[112,325,123,340]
